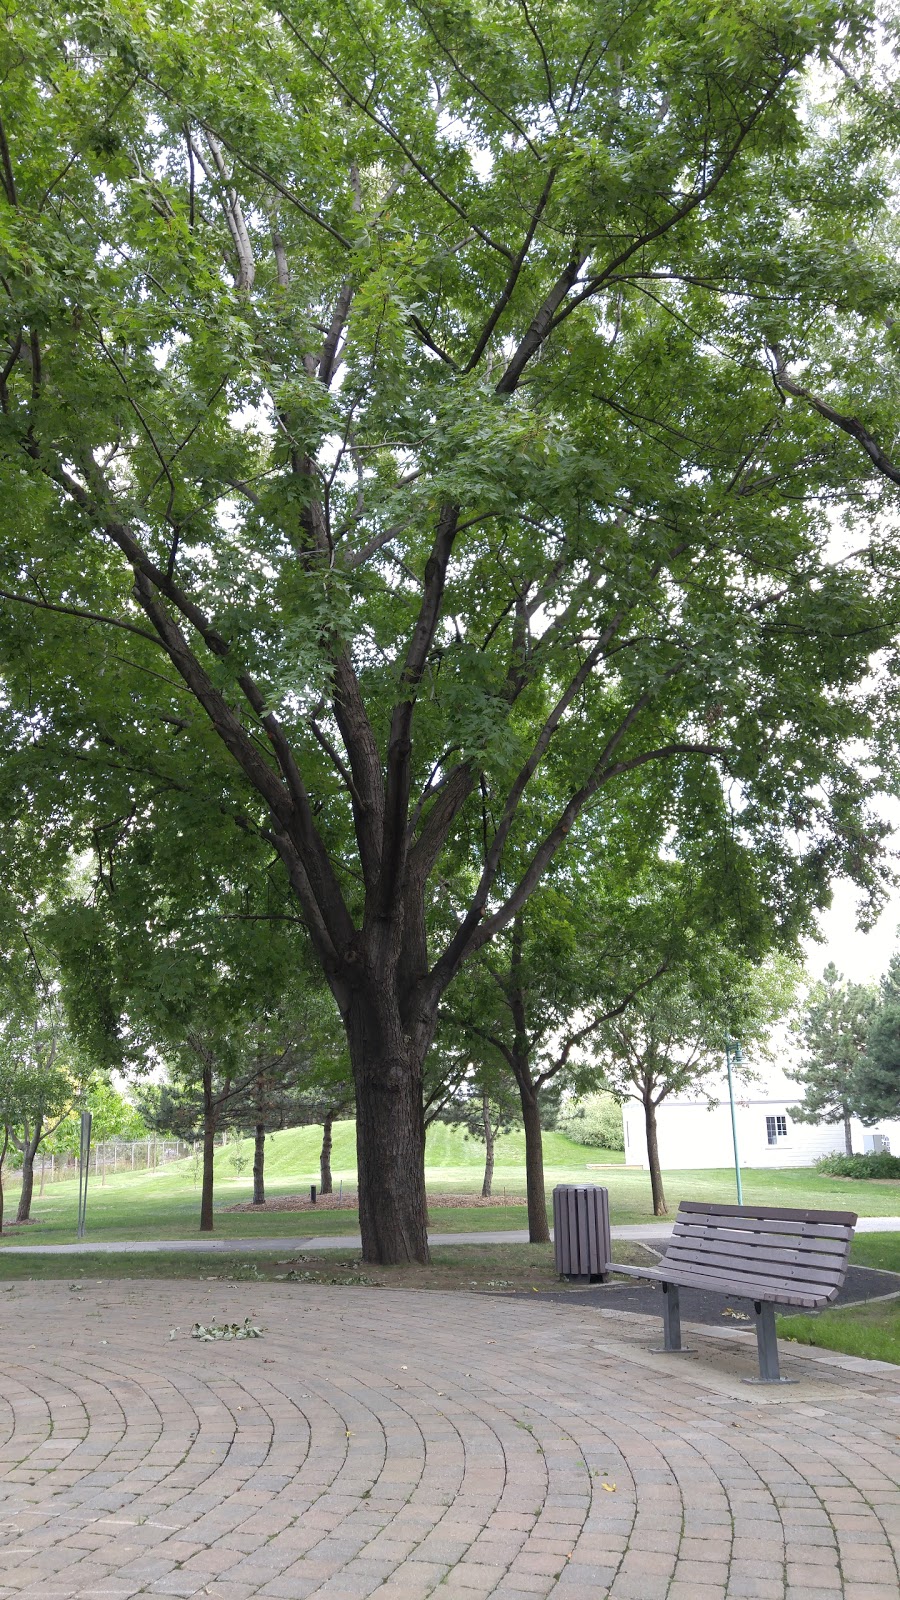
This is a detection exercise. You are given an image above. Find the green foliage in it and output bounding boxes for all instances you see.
[0,0,895,1004]
[813,1151,900,1179]
[788,962,877,1144]
[557,1093,625,1151]
[850,955,900,1124]
[595,945,800,1106]
[49,1079,148,1155]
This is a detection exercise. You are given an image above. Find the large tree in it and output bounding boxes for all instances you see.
[0,2,898,1260]
[789,962,878,1154]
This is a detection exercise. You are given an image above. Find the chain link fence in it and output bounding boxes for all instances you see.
[10,1136,201,1191]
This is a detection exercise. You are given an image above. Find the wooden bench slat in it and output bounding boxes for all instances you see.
[665,1239,848,1275]
[613,1261,826,1308]
[678,1200,857,1226]
[662,1260,840,1297]
[669,1240,848,1271]
[669,1216,851,1241]
[671,1222,850,1256]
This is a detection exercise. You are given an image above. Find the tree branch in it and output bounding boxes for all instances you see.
[375,500,460,915]
[0,586,164,645]
[770,346,900,487]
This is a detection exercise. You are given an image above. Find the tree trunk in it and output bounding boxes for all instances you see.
[515,1074,550,1243]
[253,1122,266,1206]
[320,1111,334,1196]
[843,1107,853,1157]
[200,1065,216,1232]
[0,1128,7,1234]
[481,1091,494,1198]
[346,988,430,1264]
[16,1129,40,1223]
[644,1096,667,1217]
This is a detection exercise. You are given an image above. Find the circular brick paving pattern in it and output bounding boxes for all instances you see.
[1,1281,900,1600]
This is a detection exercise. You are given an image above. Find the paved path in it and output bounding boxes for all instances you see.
[2,1282,900,1600]
[1,1217,899,1254]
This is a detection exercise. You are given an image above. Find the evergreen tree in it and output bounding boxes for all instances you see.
[852,956,900,1126]
[789,963,877,1154]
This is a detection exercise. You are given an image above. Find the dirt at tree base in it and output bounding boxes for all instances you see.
[223,1192,527,1214]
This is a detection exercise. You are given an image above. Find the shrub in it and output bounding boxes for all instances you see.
[557,1092,624,1151]
[814,1151,900,1179]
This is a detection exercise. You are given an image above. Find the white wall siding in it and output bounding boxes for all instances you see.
[622,1096,878,1170]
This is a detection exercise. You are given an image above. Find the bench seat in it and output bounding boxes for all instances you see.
[611,1201,857,1381]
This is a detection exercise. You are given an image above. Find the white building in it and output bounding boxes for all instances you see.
[621,1057,900,1170]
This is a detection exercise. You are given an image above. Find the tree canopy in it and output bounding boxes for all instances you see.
[0,0,899,1258]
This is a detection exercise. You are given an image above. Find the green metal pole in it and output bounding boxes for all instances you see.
[725,1038,743,1205]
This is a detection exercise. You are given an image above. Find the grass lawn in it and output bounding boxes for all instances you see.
[778,1300,900,1366]
[2,1118,900,1249]
[776,1232,900,1365]
[0,1240,655,1291]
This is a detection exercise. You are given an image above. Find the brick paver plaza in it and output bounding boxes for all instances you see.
[1,1281,900,1600]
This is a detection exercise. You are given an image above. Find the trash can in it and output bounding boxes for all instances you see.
[553,1185,611,1282]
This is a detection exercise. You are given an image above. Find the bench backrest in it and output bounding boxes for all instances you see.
[663,1201,857,1302]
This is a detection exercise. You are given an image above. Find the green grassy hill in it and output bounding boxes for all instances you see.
[191,1118,624,1187]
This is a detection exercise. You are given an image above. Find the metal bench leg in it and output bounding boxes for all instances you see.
[651,1282,695,1355]
[744,1301,797,1385]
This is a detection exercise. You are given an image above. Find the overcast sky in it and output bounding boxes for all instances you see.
[803,799,900,987]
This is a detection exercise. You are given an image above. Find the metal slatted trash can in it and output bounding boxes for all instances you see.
[553,1185,612,1283]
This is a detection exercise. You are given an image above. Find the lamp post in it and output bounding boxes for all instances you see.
[724,1035,743,1205]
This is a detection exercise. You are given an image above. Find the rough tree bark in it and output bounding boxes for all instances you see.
[347,983,430,1264]
[515,1071,551,1242]
[253,1122,266,1205]
[843,1108,853,1157]
[319,1111,334,1195]
[14,1124,41,1224]
[643,1093,667,1217]
[200,1063,218,1233]
[481,1091,494,1198]
[0,1128,7,1234]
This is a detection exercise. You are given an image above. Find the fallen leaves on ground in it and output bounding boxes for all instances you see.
[190,1317,264,1341]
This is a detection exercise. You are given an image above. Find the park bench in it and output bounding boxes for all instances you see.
[613,1201,857,1383]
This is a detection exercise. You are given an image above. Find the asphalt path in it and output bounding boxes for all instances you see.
[522,1256,900,1326]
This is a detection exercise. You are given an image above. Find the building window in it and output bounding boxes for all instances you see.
[766,1114,788,1146]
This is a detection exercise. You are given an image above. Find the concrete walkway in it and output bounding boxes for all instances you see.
[1,1216,899,1254]
[1,1279,900,1599]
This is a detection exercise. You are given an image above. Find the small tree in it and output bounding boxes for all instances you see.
[440,1067,521,1198]
[595,951,798,1215]
[789,963,878,1155]
[50,1080,148,1185]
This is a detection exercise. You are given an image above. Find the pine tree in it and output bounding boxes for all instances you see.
[789,964,878,1154]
